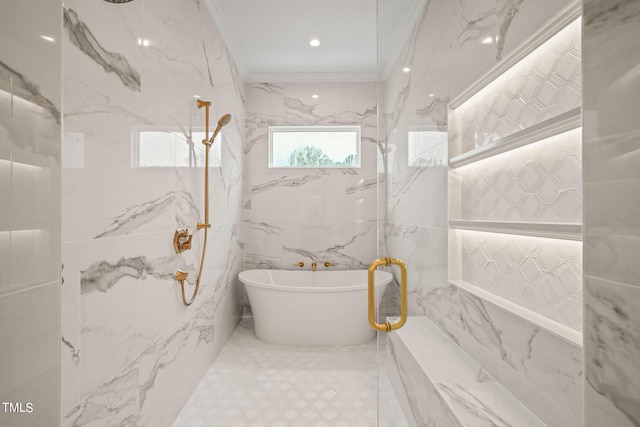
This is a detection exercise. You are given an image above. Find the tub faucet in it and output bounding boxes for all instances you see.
[312,261,317,272]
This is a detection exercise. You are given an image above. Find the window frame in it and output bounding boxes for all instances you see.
[268,125,362,169]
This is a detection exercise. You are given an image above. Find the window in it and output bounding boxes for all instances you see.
[269,126,361,168]
[133,130,221,168]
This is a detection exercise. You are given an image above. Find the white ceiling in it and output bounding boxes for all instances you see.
[205,0,425,82]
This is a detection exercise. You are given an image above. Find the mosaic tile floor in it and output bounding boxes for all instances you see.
[173,317,409,426]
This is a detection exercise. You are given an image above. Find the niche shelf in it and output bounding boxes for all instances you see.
[449,107,581,168]
[450,279,583,346]
[449,220,582,240]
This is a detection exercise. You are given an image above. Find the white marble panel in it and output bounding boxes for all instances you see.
[9,83,61,167]
[138,280,241,426]
[246,82,377,171]
[0,80,10,162]
[420,284,583,426]
[62,360,140,427]
[63,76,187,242]
[0,159,9,292]
[386,224,449,315]
[10,229,57,293]
[583,153,640,286]
[78,231,193,398]
[583,0,640,139]
[437,382,546,427]
[63,0,142,101]
[0,232,9,293]
[246,220,377,271]
[584,276,640,427]
[61,242,81,416]
[0,283,60,427]
[0,0,62,111]
[389,165,448,228]
[387,328,464,427]
[11,160,52,230]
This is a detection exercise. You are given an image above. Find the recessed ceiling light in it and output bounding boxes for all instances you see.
[428,93,435,97]
[481,37,493,45]
[402,67,411,73]
[40,35,55,43]
[311,94,319,99]
[138,38,150,47]
[309,39,321,47]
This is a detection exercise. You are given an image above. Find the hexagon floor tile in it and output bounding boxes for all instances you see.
[173,318,409,426]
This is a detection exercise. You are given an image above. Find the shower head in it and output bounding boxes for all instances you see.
[208,114,232,144]
[103,0,134,3]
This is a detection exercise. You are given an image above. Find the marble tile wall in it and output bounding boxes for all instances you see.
[244,82,378,273]
[381,0,581,425]
[382,0,574,322]
[60,0,245,425]
[0,0,62,426]
[583,0,640,426]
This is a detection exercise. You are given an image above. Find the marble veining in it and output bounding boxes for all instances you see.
[62,335,80,366]
[251,174,323,194]
[495,0,526,59]
[418,284,584,422]
[283,226,372,268]
[585,278,640,426]
[437,382,545,427]
[94,192,175,238]
[63,361,140,427]
[0,60,61,124]
[584,0,640,29]
[80,254,184,295]
[63,8,141,91]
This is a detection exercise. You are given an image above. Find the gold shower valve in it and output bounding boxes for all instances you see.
[293,262,304,267]
[173,229,193,253]
[324,262,335,267]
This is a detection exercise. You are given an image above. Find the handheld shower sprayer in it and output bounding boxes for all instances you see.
[208,113,232,145]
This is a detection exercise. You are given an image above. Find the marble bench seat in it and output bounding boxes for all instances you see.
[386,316,547,427]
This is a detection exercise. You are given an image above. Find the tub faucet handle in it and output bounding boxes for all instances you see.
[324,262,335,268]
[294,262,304,268]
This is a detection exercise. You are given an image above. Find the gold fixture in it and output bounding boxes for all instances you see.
[312,261,317,272]
[175,99,232,306]
[173,229,192,253]
[367,257,407,332]
[323,262,334,267]
[294,262,304,267]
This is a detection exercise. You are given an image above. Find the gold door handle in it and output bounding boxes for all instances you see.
[368,257,407,332]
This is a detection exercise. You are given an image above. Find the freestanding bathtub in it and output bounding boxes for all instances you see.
[238,269,393,345]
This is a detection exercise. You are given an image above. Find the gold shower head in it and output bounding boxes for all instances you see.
[208,113,232,144]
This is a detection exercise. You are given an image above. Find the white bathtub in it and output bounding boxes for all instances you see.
[238,269,392,345]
